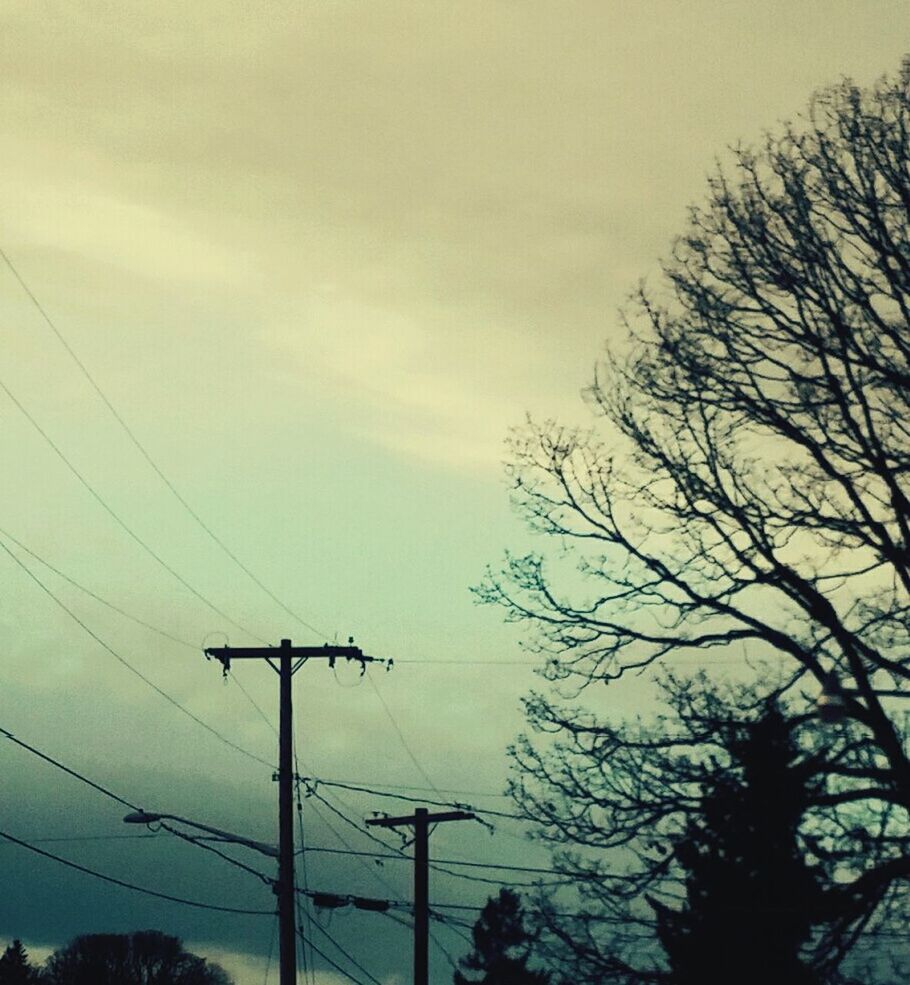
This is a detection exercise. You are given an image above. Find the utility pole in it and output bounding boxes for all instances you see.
[367,807,475,985]
[205,638,379,985]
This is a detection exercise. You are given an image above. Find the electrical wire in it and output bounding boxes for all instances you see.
[263,915,277,985]
[293,735,316,985]
[0,527,281,757]
[158,822,274,887]
[302,786,554,893]
[308,776,524,820]
[0,373,266,644]
[304,795,408,901]
[1,721,279,893]
[297,844,580,879]
[427,927,459,971]
[229,669,280,739]
[305,916,385,985]
[294,927,380,985]
[0,541,274,770]
[306,788,414,863]
[0,525,200,651]
[365,673,444,797]
[431,909,475,948]
[0,834,161,844]
[311,777,510,798]
[0,726,140,811]
[0,828,274,915]
[0,245,327,642]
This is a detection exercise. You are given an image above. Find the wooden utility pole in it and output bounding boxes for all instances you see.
[367,807,475,985]
[205,639,379,985]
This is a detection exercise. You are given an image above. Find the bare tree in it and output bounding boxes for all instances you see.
[478,59,910,972]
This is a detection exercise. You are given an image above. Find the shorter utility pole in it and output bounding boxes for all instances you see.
[205,638,380,985]
[367,807,475,985]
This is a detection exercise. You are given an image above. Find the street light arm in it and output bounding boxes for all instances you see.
[123,811,279,858]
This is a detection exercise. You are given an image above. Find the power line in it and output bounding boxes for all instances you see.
[430,909,474,948]
[0,527,282,754]
[0,720,278,890]
[0,540,274,769]
[0,726,140,811]
[300,844,573,878]
[1,723,287,912]
[230,668,280,739]
[294,928,379,985]
[393,659,540,666]
[308,776,524,820]
[0,525,201,651]
[1,723,562,896]
[159,821,274,887]
[305,792,410,901]
[303,786,548,895]
[305,788,414,862]
[304,917,384,985]
[0,373,266,644]
[0,245,327,642]
[0,833,161,845]
[263,916,278,985]
[308,777,510,798]
[365,674,444,798]
[0,827,274,915]
[293,735,316,985]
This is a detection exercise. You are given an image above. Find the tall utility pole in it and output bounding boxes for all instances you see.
[367,807,475,985]
[205,639,379,985]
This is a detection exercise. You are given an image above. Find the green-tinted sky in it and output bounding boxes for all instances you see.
[0,3,907,982]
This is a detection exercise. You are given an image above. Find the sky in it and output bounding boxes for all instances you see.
[0,2,908,983]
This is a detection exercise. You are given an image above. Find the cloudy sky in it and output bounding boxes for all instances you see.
[0,2,907,983]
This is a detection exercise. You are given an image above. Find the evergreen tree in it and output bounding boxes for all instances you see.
[455,889,550,985]
[0,940,37,985]
[652,705,824,985]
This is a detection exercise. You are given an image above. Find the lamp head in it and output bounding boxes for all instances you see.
[123,810,163,825]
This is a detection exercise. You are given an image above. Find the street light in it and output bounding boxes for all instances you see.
[123,811,278,858]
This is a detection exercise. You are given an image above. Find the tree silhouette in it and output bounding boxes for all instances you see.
[651,704,823,985]
[455,889,550,985]
[0,941,37,985]
[512,677,895,983]
[479,56,910,955]
[42,932,231,985]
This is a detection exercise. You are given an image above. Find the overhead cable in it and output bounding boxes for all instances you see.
[0,374,266,644]
[307,776,523,820]
[0,828,273,915]
[365,674,445,798]
[294,928,380,985]
[0,525,200,651]
[304,917,384,985]
[0,541,274,769]
[0,245,325,641]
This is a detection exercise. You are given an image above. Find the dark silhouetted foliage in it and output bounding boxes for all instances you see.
[652,704,823,985]
[42,931,231,985]
[0,941,37,985]
[455,889,550,985]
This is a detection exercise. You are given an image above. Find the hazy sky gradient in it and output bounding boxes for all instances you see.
[1,3,907,982]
